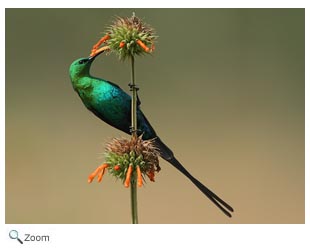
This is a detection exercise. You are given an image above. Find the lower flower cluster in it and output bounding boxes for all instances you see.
[88,136,161,187]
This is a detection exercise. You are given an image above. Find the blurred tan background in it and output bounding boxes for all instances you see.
[6,9,304,223]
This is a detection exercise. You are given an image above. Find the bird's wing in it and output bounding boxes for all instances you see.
[137,93,141,106]
[107,80,141,106]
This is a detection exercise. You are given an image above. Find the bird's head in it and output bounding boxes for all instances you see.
[69,48,106,83]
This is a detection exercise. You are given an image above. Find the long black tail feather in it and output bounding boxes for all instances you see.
[168,157,234,217]
[155,137,234,217]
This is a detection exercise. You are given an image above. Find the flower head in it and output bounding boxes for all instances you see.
[90,13,157,60]
[88,136,161,187]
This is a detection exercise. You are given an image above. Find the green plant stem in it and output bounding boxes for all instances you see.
[130,55,138,224]
[130,178,138,224]
[131,55,137,138]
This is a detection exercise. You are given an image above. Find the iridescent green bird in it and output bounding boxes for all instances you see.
[69,52,234,217]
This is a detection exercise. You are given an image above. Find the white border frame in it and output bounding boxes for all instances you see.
[1,1,309,250]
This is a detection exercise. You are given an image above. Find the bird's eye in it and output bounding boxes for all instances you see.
[78,59,87,64]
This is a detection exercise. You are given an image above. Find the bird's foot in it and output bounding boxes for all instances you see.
[129,126,142,134]
[128,82,140,91]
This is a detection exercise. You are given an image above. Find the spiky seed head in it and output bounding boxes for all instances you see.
[105,135,160,184]
[106,13,157,60]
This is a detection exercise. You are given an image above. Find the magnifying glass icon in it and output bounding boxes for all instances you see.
[9,230,23,244]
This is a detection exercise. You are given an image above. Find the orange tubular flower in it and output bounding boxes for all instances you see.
[124,164,133,188]
[136,39,150,52]
[92,34,110,50]
[90,33,111,56]
[119,41,125,48]
[88,163,109,183]
[136,166,143,187]
[90,45,110,57]
[114,165,120,171]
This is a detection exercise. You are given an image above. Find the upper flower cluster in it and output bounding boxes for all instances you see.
[90,13,157,60]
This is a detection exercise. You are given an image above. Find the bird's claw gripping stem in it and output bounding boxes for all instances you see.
[128,82,139,91]
[129,126,142,134]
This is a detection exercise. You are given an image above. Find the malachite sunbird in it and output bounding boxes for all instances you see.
[69,51,234,217]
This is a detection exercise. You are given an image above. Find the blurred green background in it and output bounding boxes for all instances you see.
[6,9,304,223]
